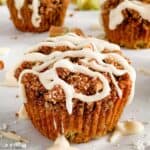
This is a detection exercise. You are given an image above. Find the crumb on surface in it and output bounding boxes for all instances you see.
[70,28,85,36]
[0,60,4,70]
[69,13,74,17]
[16,95,19,98]
[49,26,69,37]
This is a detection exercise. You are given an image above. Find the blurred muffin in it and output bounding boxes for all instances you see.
[7,0,69,32]
[102,0,150,49]
[16,33,136,143]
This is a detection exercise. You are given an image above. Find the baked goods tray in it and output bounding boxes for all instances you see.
[0,5,150,150]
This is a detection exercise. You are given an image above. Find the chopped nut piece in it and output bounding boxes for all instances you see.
[49,26,85,37]
[49,26,69,37]
[70,28,85,36]
[69,13,74,17]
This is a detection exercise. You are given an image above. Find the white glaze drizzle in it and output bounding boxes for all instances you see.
[19,48,136,114]
[110,121,144,143]
[53,117,57,131]
[47,136,79,150]
[109,0,150,30]
[14,0,25,19]
[14,0,41,27]
[30,0,41,27]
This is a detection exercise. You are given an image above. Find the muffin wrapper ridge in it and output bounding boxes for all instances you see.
[24,79,131,143]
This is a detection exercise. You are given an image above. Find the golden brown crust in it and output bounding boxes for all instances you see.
[7,0,69,32]
[21,66,131,143]
[102,0,150,49]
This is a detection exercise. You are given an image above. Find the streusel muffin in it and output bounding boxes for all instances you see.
[10,33,136,143]
[102,0,150,49]
[7,0,69,32]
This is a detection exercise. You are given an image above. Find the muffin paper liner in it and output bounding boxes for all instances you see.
[24,85,130,143]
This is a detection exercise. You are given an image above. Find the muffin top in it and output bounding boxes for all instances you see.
[102,0,150,30]
[17,33,136,114]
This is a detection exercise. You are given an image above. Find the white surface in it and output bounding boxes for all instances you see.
[0,5,150,150]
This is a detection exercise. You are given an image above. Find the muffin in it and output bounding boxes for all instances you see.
[7,0,69,32]
[102,0,150,49]
[14,33,136,143]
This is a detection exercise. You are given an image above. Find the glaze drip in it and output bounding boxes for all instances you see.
[14,0,41,27]
[109,0,150,30]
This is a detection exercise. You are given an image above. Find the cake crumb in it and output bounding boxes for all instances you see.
[70,28,85,36]
[69,13,74,17]
[49,26,85,37]
[49,26,69,37]
[16,95,19,98]
[11,36,18,40]
[137,68,150,76]
[0,60,4,70]
[143,121,150,125]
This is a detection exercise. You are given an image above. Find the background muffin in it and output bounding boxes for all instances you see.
[7,0,69,32]
[102,0,150,49]
[17,33,135,143]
